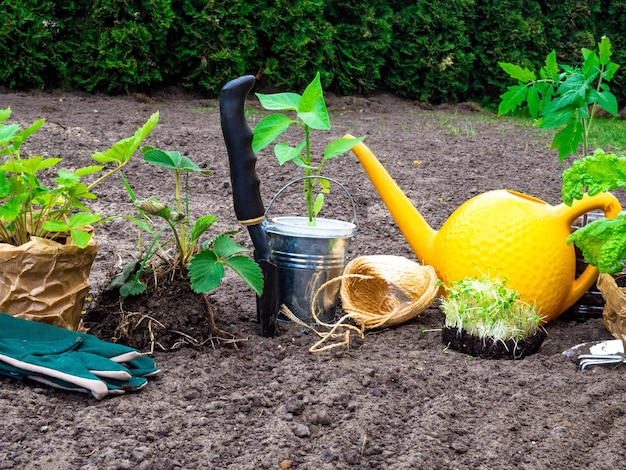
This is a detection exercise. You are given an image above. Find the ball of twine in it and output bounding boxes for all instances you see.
[294,255,439,352]
[339,255,439,329]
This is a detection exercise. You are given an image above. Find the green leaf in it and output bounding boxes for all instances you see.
[590,90,618,116]
[142,148,202,172]
[323,136,364,161]
[191,214,217,243]
[110,260,151,298]
[313,192,324,217]
[252,114,293,152]
[541,50,560,79]
[42,219,70,232]
[298,72,330,130]
[0,197,24,221]
[0,124,20,145]
[120,279,147,298]
[12,119,45,150]
[598,36,612,66]
[539,106,575,129]
[498,62,537,82]
[274,142,306,165]
[74,165,104,177]
[603,62,620,81]
[497,85,528,116]
[562,150,626,205]
[551,119,584,162]
[188,250,224,293]
[0,108,11,123]
[68,212,101,228]
[256,92,301,111]
[91,112,159,165]
[526,86,541,118]
[581,49,600,80]
[224,255,264,296]
[568,214,626,274]
[318,177,330,193]
[1,156,61,175]
[69,228,92,249]
[119,215,153,233]
[212,234,248,258]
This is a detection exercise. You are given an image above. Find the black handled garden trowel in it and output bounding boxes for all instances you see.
[220,75,278,337]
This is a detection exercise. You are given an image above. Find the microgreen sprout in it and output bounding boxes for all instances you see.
[440,276,543,344]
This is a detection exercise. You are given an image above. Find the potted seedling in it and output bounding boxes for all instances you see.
[440,276,546,359]
[0,107,158,331]
[220,73,363,327]
[252,72,363,229]
[498,36,621,316]
[251,72,364,324]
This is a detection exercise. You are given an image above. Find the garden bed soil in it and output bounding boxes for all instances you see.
[2,87,626,469]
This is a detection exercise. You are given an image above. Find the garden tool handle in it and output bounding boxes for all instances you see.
[220,75,265,226]
[562,191,623,310]
[220,75,277,337]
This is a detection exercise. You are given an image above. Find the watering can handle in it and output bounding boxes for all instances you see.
[563,192,622,311]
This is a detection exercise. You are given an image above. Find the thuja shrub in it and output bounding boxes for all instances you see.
[0,0,58,89]
[253,0,335,90]
[599,1,626,107]
[57,0,175,94]
[165,0,259,96]
[540,0,599,60]
[324,0,393,95]
[467,0,546,102]
[384,0,475,102]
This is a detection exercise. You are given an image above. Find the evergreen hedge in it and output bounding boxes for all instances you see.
[0,0,624,108]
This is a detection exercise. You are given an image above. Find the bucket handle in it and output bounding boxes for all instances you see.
[265,176,358,228]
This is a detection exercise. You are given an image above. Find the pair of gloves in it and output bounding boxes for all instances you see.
[0,313,160,399]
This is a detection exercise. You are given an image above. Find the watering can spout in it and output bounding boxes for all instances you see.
[346,135,437,265]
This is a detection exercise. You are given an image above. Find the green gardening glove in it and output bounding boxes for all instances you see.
[0,314,160,399]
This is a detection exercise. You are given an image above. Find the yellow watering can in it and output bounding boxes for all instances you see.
[346,136,622,323]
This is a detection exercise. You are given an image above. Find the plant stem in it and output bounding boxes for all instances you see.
[304,126,314,222]
[86,156,133,191]
[584,63,608,158]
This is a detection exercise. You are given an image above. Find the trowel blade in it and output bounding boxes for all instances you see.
[562,339,625,361]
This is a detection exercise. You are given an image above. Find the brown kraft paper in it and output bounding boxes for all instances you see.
[597,273,626,348]
[0,235,97,331]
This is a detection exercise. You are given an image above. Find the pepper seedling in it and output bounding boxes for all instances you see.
[252,72,364,225]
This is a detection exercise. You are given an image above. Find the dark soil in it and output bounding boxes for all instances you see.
[441,327,548,360]
[2,88,626,469]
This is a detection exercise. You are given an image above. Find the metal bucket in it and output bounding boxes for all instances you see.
[264,177,357,324]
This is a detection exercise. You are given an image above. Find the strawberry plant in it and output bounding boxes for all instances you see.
[0,107,158,248]
[111,146,263,298]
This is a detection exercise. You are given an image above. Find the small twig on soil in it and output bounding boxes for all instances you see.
[360,430,368,456]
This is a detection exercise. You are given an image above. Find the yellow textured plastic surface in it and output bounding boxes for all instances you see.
[348,138,623,323]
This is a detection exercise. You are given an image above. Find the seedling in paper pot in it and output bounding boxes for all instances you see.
[252,72,364,224]
[0,107,158,248]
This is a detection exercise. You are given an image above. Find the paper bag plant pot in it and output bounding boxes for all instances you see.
[0,235,97,331]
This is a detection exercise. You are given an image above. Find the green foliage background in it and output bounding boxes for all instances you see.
[1,0,625,108]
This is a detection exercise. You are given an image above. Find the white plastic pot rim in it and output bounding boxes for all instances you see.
[266,216,356,238]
